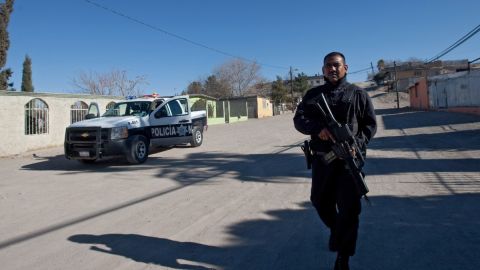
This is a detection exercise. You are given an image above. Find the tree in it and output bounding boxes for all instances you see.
[214,59,264,97]
[21,55,33,92]
[72,69,148,96]
[244,78,271,97]
[270,76,288,105]
[293,72,309,95]
[373,71,387,85]
[204,75,230,98]
[377,59,385,71]
[0,0,14,89]
[185,81,203,95]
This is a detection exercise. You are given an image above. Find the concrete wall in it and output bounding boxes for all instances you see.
[428,70,480,111]
[0,91,119,157]
[408,70,480,115]
[408,78,429,110]
[256,97,273,118]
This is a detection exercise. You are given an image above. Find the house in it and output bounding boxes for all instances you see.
[306,75,325,88]
[382,60,469,92]
[408,69,480,115]
[246,96,273,118]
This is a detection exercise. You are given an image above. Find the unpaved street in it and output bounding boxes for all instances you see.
[1,92,479,270]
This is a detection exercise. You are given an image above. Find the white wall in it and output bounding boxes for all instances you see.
[428,70,480,108]
[0,91,120,157]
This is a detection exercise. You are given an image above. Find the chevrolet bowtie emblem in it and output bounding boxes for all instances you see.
[81,132,89,138]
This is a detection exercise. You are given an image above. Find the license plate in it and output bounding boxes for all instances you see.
[79,151,90,157]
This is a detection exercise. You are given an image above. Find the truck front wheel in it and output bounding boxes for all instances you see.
[126,135,149,164]
[190,127,203,147]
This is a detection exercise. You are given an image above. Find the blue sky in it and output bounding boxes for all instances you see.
[5,0,480,96]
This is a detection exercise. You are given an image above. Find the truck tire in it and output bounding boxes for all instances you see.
[190,127,203,147]
[126,135,149,164]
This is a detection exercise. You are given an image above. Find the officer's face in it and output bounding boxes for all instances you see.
[322,55,348,85]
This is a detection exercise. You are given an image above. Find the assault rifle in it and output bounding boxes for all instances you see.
[311,93,370,200]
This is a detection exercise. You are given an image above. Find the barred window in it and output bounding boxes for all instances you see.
[25,98,49,135]
[106,102,116,110]
[70,101,88,124]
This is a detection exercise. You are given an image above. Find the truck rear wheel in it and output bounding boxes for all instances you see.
[190,127,203,147]
[126,135,149,164]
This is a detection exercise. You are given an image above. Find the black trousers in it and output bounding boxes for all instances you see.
[311,156,362,256]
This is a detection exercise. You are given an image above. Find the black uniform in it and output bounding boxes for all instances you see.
[293,77,376,256]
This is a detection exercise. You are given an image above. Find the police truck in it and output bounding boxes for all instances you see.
[64,95,207,164]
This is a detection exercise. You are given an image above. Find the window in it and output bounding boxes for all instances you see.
[178,98,189,114]
[154,99,188,118]
[156,106,169,118]
[88,102,100,118]
[168,99,187,116]
[106,102,116,110]
[70,101,88,124]
[25,98,49,135]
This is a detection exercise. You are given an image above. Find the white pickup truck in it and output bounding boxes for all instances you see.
[64,95,207,164]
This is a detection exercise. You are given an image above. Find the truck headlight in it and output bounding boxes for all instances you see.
[111,126,128,140]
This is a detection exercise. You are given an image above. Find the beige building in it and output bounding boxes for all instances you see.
[246,96,273,118]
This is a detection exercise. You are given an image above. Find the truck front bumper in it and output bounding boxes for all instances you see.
[64,127,129,160]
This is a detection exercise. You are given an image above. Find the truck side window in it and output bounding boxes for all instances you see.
[168,100,187,116]
[179,98,189,114]
[154,106,170,118]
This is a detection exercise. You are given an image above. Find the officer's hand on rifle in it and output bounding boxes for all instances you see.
[318,128,336,143]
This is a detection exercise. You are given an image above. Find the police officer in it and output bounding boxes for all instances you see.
[294,52,377,270]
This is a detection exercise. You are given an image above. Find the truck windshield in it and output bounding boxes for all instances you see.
[103,101,152,117]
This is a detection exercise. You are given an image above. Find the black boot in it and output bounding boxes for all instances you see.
[334,254,350,270]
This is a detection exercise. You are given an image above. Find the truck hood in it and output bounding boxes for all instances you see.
[191,110,206,119]
[69,116,142,129]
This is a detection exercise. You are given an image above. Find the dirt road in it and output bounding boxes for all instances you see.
[1,91,479,270]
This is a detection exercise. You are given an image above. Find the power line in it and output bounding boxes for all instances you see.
[348,67,371,75]
[83,0,288,70]
[469,57,480,64]
[427,23,480,63]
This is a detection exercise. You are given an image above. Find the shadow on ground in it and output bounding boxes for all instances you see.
[69,193,480,270]
[21,148,309,185]
[375,108,479,130]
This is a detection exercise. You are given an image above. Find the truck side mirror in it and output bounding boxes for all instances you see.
[85,113,98,119]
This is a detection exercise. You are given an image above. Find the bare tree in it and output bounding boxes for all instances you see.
[244,78,271,97]
[72,69,148,96]
[214,59,263,97]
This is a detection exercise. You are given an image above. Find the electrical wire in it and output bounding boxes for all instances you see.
[348,67,371,75]
[83,0,288,70]
[427,24,480,63]
[469,57,480,64]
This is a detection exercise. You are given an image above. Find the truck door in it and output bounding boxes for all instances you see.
[149,97,192,147]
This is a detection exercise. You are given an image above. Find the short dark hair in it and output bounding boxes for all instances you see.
[323,52,346,64]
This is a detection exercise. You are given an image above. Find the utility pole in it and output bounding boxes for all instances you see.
[370,62,375,74]
[394,61,399,109]
[290,66,294,112]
